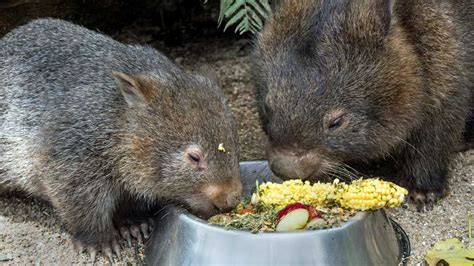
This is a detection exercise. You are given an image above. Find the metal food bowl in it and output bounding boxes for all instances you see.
[145,161,410,266]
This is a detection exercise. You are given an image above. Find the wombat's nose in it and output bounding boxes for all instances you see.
[270,152,321,180]
[226,190,241,207]
[212,190,241,211]
[203,181,242,211]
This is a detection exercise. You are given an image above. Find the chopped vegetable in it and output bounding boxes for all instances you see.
[208,178,408,232]
[305,217,327,229]
[307,205,321,221]
[241,203,254,214]
[275,203,310,232]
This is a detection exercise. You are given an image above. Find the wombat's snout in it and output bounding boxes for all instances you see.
[202,180,242,212]
[269,151,322,180]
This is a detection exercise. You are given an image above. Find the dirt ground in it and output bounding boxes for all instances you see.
[0,36,472,265]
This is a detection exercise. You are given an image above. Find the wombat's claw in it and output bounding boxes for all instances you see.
[73,237,122,263]
[141,219,154,241]
[140,222,150,239]
[103,246,114,264]
[409,189,438,211]
[130,225,143,243]
[88,248,97,263]
[113,243,122,261]
[74,241,85,254]
[120,227,133,247]
[119,219,154,245]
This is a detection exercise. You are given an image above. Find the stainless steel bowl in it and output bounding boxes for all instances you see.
[145,161,410,266]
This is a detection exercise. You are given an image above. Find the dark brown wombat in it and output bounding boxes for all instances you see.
[0,19,242,260]
[253,0,473,209]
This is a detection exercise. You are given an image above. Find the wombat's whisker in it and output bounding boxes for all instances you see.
[338,163,362,179]
[331,164,355,179]
[325,166,352,182]
[153,204,173,216]
[392,136,427,161]
[382,152,403,168]
[322,159,357,182]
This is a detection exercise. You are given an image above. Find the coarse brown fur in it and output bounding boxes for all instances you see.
[0,18,242,259]
[253,0,473,209]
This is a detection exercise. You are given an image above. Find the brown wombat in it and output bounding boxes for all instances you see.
[252,0,473,210]
[0,19,242,260]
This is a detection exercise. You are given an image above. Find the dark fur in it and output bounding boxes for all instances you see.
[253,0,473,205]
[0,19,241,251]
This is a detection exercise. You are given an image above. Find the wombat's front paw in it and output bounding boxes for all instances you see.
[118,218,154,247]
[407,187,447,212]
[73,231,122,263]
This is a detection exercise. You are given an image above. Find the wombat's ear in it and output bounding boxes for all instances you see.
[197,65,222,88]
[347,0,395,39]
[112,71,152,107]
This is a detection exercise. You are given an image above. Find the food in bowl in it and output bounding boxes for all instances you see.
[208,178,408,232]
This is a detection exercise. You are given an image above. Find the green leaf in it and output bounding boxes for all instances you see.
[235,18,249,34]
[248,9,263,29]
[249,21,259,33]
[234,20,246,32]
[424,238,474,266]
[247,0,269,19]
[224,0,245,18]
[260,0,271,14]
[224,8,247,32]
[218,0,234,26]
[219,0,271,34]
[469,214,472,241]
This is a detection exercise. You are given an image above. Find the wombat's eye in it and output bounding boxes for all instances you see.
[185,145,208,170]
[188,153,201,163]
[324,109,347,132]
[329,116,343,130]
[328,115,344,131]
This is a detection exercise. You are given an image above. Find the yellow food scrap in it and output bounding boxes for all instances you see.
[338,178,408,211]
[254,179,337,209]
[252,178,408,211]
[217,143,226,153]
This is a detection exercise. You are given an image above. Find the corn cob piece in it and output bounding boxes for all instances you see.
[252,178,408,211]
[338,179,408,211]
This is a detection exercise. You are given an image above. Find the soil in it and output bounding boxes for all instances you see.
[0,35,472,265]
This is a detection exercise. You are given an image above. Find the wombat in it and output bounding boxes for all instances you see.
[253,0,473,209]
[0,18,242,260]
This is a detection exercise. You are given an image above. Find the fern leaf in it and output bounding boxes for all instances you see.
[219,0,272,34]
[235,18,249,34]
[248,21,259,34]
[259,0,271,14]
[248,8,263,29]
[247,0,269,19]
[224,8,247,32]
[224,0,245,18]
[218,0,234,26]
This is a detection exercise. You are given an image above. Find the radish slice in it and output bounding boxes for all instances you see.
[275,203,310,232]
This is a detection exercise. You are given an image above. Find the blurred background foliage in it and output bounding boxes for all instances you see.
[0,0,273,43]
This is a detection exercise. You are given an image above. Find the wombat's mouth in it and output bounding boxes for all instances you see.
[273,163,358,184]
[304,174,334,183]
[187,207,222,220]
[175,198,222,220]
